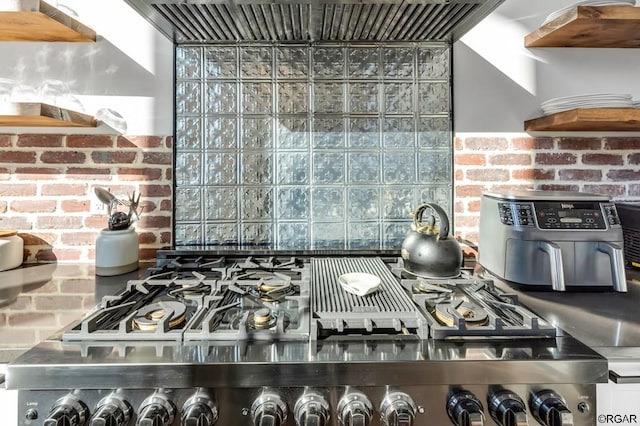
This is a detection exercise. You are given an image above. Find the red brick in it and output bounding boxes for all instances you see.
[117,167,163,181]
[455,185,485,197]
[41,151,86,164]
[42,184,87,196]
[582,153,624,166]
[628,153,640,165]
[604,138,640,150]
[139,247,160,261]
[511,168,555,180]
[0,168,9,180]
[51,248,83,261]
[463,137,508,151]
[607,169,640,181]
[455,215,480,228]
[583,184,626,197]
[165,136,173,149]
[140,201,157,212]
[535,153,577,165]
[455,153,485,166]
[34,295,84,310]
[511,137,554,150]
[140,184,171,198]
[160,200,172,211]
[454,201,464,213]
[17,134,63,147]
[10,200,57,213]
[142,152,172,165]
[454,137,463,151]
[0,184,37,196]
[165,169,172,180]
[468,200,481,212]
[537,184,580,191]
[455,169,463,180]
[160,232,172,244]
[14,167,62,180]
[61,200,90,213]
[91,151,137,164]
[0,200,6,213]
[84,216,109,229]
[67,167,112,179]
[629,184,640,197]
[37,216,83,229]
[0,151,37,163]
[0,134,12,147]
[118,136,163,149]
[138,232,157,244]
[61,231,99,245]
[557,138,602,150]
[0,216,32,229]
[489,154,531,166]
[557,169,602,181]
[137,215,171,229]
[466,169,510,182]
[66,135,114,148]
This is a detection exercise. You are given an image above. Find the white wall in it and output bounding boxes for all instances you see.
[454,0,640,134]
[0,0,174,135]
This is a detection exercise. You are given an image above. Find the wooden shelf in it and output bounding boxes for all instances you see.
[525,108,640,132]
[0,103,97,127]
[525,6,640,48]
[0,0,95,42]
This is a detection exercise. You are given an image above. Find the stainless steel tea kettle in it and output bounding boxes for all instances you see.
[401,203,462,278]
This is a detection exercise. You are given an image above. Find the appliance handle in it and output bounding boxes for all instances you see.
[537,241,565,291]
[597,242,628,292]
[609,370,640,384]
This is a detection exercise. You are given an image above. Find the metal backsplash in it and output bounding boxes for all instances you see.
[174,42,452,249]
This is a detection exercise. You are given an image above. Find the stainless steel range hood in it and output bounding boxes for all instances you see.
[124,0,504,43]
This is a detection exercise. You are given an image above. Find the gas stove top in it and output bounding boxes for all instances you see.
[7,250,607,426]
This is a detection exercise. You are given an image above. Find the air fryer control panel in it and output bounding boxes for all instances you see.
[498,201,621,230]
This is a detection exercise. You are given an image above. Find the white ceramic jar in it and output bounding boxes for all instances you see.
[95,227,139,276]
[0,230,24,271]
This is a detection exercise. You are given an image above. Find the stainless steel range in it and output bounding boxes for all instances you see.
[7,250,607,426]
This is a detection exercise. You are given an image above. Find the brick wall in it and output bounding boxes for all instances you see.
[0,134,173,262]
[454,136,640,243]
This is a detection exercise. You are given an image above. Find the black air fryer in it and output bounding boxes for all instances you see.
[616,202,640,269]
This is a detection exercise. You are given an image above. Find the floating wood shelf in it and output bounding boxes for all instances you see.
[0,0,95,42]
[525,108,640,132]
[0,103,97,127]
[525,6,640,48]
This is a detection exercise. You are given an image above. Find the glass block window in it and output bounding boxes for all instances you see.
[175,42,452,249]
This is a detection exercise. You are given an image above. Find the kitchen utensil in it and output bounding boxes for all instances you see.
[401,203,463,278]
[0,230,24,272]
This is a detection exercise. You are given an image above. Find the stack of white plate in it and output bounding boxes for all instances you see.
[633,99,640,108]
[542,0,636,25]
[541,93,633,115]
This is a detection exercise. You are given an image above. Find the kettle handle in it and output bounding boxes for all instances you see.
[413,203,450,239]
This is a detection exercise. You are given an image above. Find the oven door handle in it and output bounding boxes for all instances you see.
[609,370,640,384]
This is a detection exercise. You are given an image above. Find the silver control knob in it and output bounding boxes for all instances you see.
[294,391,330,426]
[380,391,417,426]
[529,390,573,426]
[43,394,90,426]
[182,389,218,426]
[251,391,288,426]
[337,391,373,426]
[90,393,133,426]
[488,389,528,426]
[447,390,484,426]
[136,391,177,426]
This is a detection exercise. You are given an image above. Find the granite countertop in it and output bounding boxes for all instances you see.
[0,262,152,363]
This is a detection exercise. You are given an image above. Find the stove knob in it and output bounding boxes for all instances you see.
[529,390,573,426]
[380,391,417,426]
[90,393,133,426]
[337,391,373,426]
[136,391,177,426]
[488,389,528,426]
[43,394,90,426]
[294,391,330,426]
[182,390,218,426]
[446,390,484,426]
[251,391,288,426]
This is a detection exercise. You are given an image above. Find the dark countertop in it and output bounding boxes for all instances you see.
[0,262,152,362]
